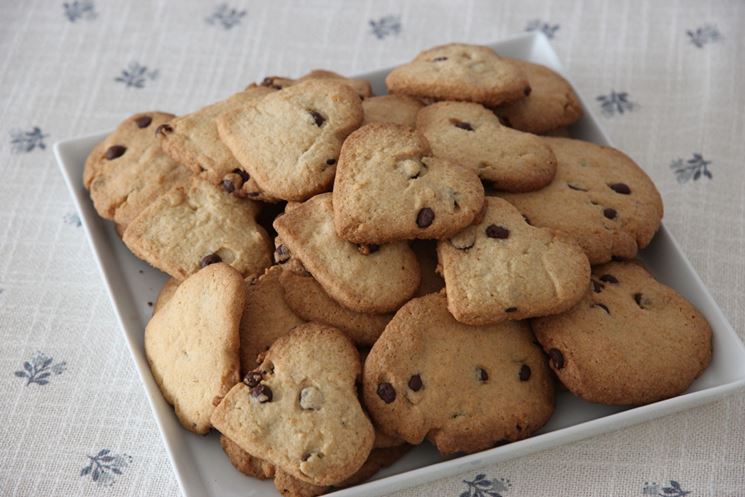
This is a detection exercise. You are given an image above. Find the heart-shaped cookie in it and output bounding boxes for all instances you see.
[386,43,530,106]
[333,123,484,244]
[417,101,557,192]
[438,196,590,325]
[211,323,375,486]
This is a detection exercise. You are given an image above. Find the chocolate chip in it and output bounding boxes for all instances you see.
[377,382,396,403]
[416,207,435,228]
[326,158,337,166]
[548,348,565,369]
[135,115,152,128]
[301,452,311,461]
[603,208,617,220]
[155,123,173,136]
[454,121,474,131]
[147,301,153,307]
[260,77,275,87]
[274,244,290,264]
[357,244,380,255]
[476,367,488,382]
[432,56,448,61]
[105,145,126,160]
[408,374,423,391]
[524,86,532,96]
[250,384,272,403]
[233,168,250,182]
[243,371,263,388]
[486,225,510,239]
[567,183,588,192]
[609,183,631,194]
[309,110,325,127]
[505,307,518,313]
[599,274,618,284]
[592,302,610,314]
[592,280,604,293]
[222,179,235,193]
[199,253,222,268]
[518,364,531,381]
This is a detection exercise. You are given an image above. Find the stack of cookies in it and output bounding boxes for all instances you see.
[83,43,713,496]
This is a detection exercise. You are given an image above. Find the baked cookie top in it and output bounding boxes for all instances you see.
[386,43,530,106]
[532,261,713,406]
[499,137,664,264]
[256,69,373,99]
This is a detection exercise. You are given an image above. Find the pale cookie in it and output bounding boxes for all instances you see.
[211,323,375,486]
[417,101,557,192]
[438,197,590,325]
[217,79,364,201]
[278,269,392,347]
[220,435,276,480]
[362,95,423,127]
[363,293,554,454]
[145,263,244,434]
[257,69,373,98]
[273,193,420,314]
[153,277,180,314]
[123,177,272,280]
[85,112,191,229]
[386,43,530,106]
[492,59,582,134]
[499,137,664,264]
[532,261,713,406]
[333,123,484,244]
[241,265,306,374]
[157,87,274,184]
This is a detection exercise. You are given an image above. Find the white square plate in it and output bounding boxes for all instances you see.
[54,32,745,497]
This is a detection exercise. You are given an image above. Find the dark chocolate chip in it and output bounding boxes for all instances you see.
[591,280,604,293]
[199,253,222,268]
[135,115,152,128]
[326,158,337,166]
[233,168,250,182]
[416,207,435,228]
[603,208,617,220]
[519,364,531,381]
[301,452,311,461]
[454,121,474,131]
[250,384,272,403]
[505,307,518,313]
[599,274,618,284]
[222,179,235,193]
[567,183,588,192]
[609,183,631,194]
[592,302,610,314]
[357,244,380,256]
[155,123,173,136]
[105,145,126,160]
[476,367,488,382]
[147,301,153,307]
[486,224,510,239]
[260,77,275,87]
[408,374,423,391]
[377,382,396,403]
[309,110,325,127]
[548,348,565,369]
[524,86,532,96]
[243,371,263,388]
[431,56,448,61]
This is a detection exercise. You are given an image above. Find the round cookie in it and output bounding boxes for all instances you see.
[417,101,557,192]
[386,43,530,106]
[362,95,424,127]
[499,137,664,264]
[532,261,713,406]
[256,69,373,99]
[493,59,582,134]
[363,293,555,455]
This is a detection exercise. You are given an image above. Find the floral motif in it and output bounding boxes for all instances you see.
[643,480,692,497]
[64,212,82,227]
[10,127,48,153]
[597,91,634,116]
[526,19,559,39]
[460,474,511,497]
[115,62,159,89]
[206,4,246,30]
[80,449,132,487]
[687,25,722,48]
[63,1,96,22]
[14,352,66,386]
[670,153,712,183]
[370,15,401,39]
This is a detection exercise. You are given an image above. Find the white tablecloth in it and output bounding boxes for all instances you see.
[1,1,744,496]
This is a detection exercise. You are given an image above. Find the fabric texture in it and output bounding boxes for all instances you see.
[1,1,744,496]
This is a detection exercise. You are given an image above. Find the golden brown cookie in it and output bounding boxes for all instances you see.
[256,69,373,99]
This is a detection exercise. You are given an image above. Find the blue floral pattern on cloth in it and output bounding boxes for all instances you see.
[10,127,48,153]
[369,15,401,39]
[460,474,511,497]
[671,153,713,183]
[206,4,246,30]
[687,25,722,48]
[63,1,96,22]
[64,212,82,227]
[643,480,692,497]
[80,449,133,487]
[14,352,67,386]
[115,62,159,88]
[525,19,559,39]
[597,91,634,116]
